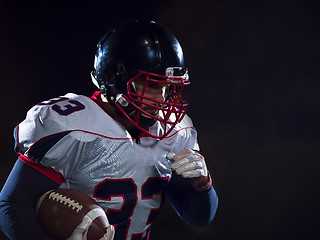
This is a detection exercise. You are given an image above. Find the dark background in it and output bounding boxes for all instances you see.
[1,1,319,239]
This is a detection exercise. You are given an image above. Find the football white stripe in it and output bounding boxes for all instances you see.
[82,208,109,240]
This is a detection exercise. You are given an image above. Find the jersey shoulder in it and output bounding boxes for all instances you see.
[169,113,197,139]
[155,113,199,152]
[175,113,196,130]
[15,93,130,155]
[174,114,199,151]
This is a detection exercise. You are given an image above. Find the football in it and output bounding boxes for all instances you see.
[35,188,109,240]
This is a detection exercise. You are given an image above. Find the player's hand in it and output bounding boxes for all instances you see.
[166,149,212,191]
[67,216,115,240]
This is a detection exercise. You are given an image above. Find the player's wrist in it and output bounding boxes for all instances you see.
[190,172,212,192]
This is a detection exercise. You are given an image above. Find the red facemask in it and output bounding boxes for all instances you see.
[115,68,190,139]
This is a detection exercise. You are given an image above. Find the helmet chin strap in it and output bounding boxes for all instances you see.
[114,96,177,139]
[114,95,156,130]
[92,70,156,134]
[118,99,157,129]
[135,112,157,129]
[93,68,187,139]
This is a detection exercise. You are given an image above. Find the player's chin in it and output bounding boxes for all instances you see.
[141,110,159,119]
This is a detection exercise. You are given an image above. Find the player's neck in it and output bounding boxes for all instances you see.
[98,94,136,130]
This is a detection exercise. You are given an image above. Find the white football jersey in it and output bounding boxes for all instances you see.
[15,93,199,240]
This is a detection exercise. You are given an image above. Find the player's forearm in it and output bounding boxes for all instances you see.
[165,173,218,226]
[0,199,54,239]
[180,185,218,226]
[0,160,59,239]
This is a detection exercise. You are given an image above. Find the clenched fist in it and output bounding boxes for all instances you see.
[166,149,212,191]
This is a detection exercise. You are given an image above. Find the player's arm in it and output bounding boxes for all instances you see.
[0,159,59,239]
[165,149,218,226]
[0,158,115,240]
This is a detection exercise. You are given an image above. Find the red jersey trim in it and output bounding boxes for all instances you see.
[90,91,102,101]
[19,155,65,185]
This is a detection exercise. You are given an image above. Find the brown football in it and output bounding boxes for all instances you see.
[35,188,109,240]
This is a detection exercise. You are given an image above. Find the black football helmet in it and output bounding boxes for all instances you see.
[91,20,190,139]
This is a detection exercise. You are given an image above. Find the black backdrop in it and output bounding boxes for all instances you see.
[1,1,319,239]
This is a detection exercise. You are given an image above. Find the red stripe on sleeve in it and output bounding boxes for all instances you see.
[19,155,65,185]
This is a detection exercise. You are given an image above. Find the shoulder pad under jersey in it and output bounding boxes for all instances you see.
[15,93,131,155]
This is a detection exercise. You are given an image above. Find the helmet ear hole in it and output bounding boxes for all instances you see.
[106,71,115,85]
[117,62,128,81]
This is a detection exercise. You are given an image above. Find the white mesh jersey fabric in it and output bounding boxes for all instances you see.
[16,93,199,239]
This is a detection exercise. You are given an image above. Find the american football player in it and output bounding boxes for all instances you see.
[0,20,218,240]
